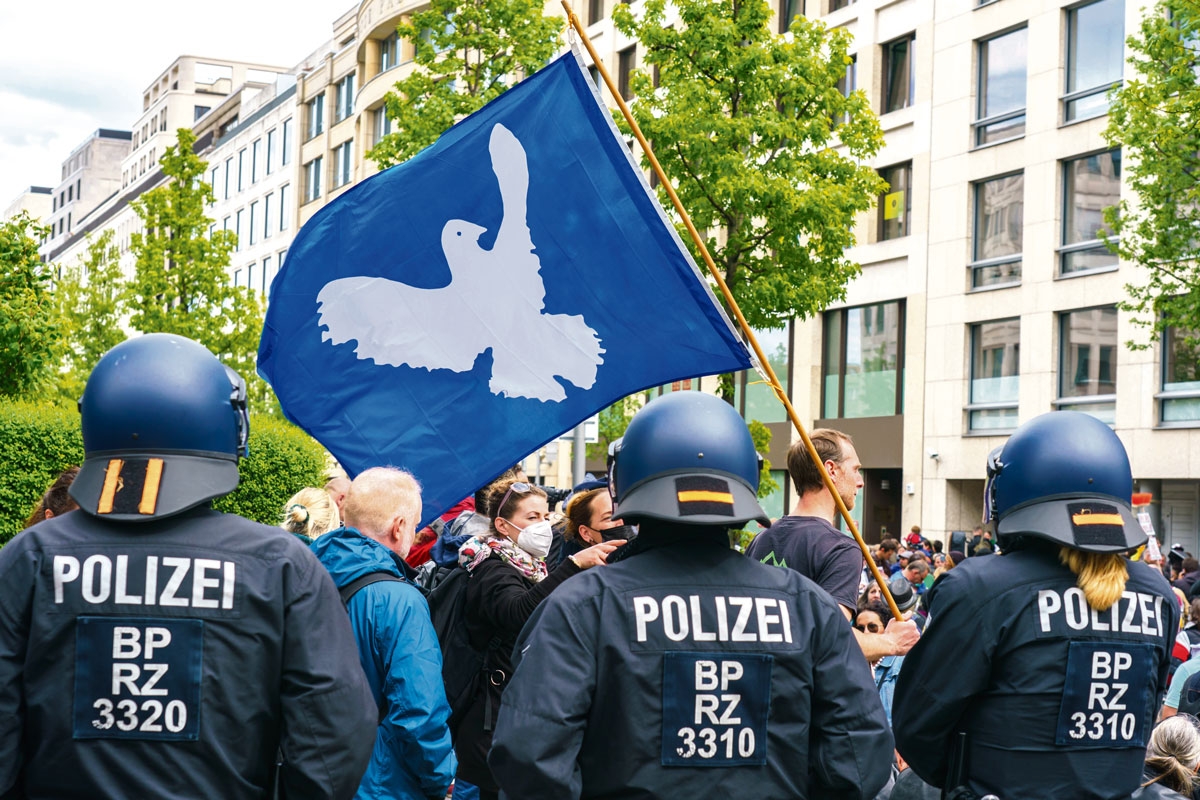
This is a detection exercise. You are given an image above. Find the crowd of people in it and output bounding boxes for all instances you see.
[1,333,1199,800]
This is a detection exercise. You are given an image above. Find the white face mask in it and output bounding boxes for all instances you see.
[509,519,554,559]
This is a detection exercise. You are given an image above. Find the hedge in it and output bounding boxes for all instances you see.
[0,403,328,546]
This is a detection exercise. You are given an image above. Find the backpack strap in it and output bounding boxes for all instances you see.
[339,572,404,606]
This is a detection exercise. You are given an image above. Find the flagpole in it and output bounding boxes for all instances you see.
[560,1,903,621]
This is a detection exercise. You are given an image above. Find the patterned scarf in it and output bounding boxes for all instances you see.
[458,534,548,583]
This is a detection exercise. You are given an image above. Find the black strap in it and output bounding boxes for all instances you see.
[481,636,505,734]
[339,572,404,606]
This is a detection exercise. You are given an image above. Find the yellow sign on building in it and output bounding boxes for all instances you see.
[883,190,905,221]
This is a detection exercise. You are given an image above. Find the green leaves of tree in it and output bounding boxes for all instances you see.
[0,213,62,399]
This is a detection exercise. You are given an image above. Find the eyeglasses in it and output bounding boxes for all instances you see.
[855,622,883,633]
[496,481,532,519]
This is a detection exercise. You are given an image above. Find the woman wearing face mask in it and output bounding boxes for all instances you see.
[564,487,636,546]
[456,478,623,800]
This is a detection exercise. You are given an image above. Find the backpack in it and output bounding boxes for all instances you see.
[425,565,499,739]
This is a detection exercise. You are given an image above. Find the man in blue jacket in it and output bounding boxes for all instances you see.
[311,467,456,800]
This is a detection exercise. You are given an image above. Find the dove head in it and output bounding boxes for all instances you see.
[442,219,487,257]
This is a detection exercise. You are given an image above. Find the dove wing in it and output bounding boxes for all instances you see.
[488,124,535,260]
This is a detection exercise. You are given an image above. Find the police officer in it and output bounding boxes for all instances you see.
[0,335,377,799]
[488,392,893,798]
[892,411,1178,800]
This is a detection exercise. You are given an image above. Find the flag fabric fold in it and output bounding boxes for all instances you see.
[258,47,753,525]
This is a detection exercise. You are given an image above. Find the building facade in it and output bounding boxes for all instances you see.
[3,187,52,224]
[38,130,131,259]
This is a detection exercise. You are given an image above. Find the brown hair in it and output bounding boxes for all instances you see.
[787,429,854,496]
[1059,547,1128,611]
[564,488,608,545]
[487,478,547,535]
[25,467,80,529]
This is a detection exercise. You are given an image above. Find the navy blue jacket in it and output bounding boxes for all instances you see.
[0,507,376,799]
[490,527,893,799]
[311,527,456,800]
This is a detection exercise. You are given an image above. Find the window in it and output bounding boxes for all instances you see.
[968,319,1020,431]
[249,201,259,246]
[1062,150,1121,275]
[237,148,247,192]
[209,167,218,204]
[333,140,353,189]
[975,28,1027,146]
[194,105,210,121]
[264,192,274,239]
[587,0,604,26]
[822,301,905,418]
[883,34,915,113]
[732,324,792,424]
[335,73,355,123]
[251,139,262,184]
[1066,0,1125,121]
[234,269,241,287]
[304,158,322,203]
[281,118,293,165]
[618,47,636,101]
[878,162,912,241]
[278,248,287,268]
[833,56,857,126]
[248,263,256,293]
[222,215,231,233]
[1058,306,1119,423]
[1162,326,1200,424]
[779,0,799,32]
[67,185,73,202]
[279,184,291,230]
[235,209,244,251]
[971,173,1024,289]
[224,157,233,199]
[374,107,392,145]
[306,95,325,140]
[830,0,855,11]
[381,32,401,72]
[266,129,276,175]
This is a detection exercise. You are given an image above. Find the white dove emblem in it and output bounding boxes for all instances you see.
[316,123,605,402]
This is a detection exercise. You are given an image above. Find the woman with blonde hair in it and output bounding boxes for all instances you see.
[893,412,1178,800]
[1135,715,1200,798]
[280,486,340,543]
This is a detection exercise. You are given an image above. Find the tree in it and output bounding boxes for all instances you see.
[612,0,887,395]
[0,213,62,399]
[56,230,127,400]
[126,128,270,408]
[368,0,562,168]
[1105,0,1200,350]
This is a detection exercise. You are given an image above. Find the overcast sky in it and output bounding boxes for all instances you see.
[0,0,352,206]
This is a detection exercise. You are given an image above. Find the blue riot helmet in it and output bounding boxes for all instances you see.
[611,392,769,527]
[983,410,1143,553]
[70,334,250,522]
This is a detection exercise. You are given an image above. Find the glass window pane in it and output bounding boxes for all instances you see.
[972,261,1022,289]
[970,408,1020,430]
[884,36,914,113]
[744,326,790,423]
[1063,151,1121,273]
[1060,307,1118,400]
[979,28,1028,119]
[1068,0,1125,95]
[823,311,842,418]
[974,174,1024,260]
[758,469,787,530]
[879,163,912,241]
[971,319,1021,403]
[844,302,900,418]
[1165,327,1200,390]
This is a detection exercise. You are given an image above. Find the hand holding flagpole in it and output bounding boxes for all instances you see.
[560,0,903,621]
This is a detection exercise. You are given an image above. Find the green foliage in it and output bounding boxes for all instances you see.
[586,391,650,461]
[55,230,128,402]
[368,0,562,168]
[213,416,328,526]
[1105,0,1200,348]
[0,402,83,544]
[127,128,271,409]
[613,0,886,400]
[747,419,780,499]
[0,213,63,399]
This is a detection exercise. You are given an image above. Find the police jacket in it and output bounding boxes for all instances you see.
[310,527,457,800]
[0,506,378,800]
[892,543,1178,800]
[489,525,894,799]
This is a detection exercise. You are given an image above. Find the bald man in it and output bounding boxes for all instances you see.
[325,476,351,515]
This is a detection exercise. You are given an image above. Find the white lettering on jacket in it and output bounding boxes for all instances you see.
[1036,588,1164,637]
[53,555,236,609]
[632,595,794,644]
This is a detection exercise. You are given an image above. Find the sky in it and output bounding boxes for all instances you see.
[0,0,353,206]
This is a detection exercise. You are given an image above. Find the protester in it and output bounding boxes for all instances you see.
[23,466,80,528]
[455,477,620,800]
[563,486,633,546]
[859,581,883,610]
[281,486,341,543]
[856,601,905,726]
[489,391,894,798]
[1175,559,1200,595]
[746,429,918,661]
[325,474,351,515]
[875,537,900,569]
[0,334,376,798]
[896,556,930,595]
[1171,599,1200,678]
[310,467,457,800]
[1134,716,1200,799]
[893,411,1178,799]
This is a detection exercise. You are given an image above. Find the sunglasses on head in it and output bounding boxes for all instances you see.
[496,481,533,519]
[855,621,883,633]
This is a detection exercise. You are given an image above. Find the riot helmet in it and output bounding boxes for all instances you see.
[70,334,250,521]
[984,411,1143,553]
[610,392,769,527]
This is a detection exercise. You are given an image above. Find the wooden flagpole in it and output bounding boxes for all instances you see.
[560,1,903,620]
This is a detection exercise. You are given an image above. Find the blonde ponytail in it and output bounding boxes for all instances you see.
[1058,547,1128,611]
[1144,716,1200,795]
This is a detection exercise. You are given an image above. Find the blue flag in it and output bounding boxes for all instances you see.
[258,48,752,525]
